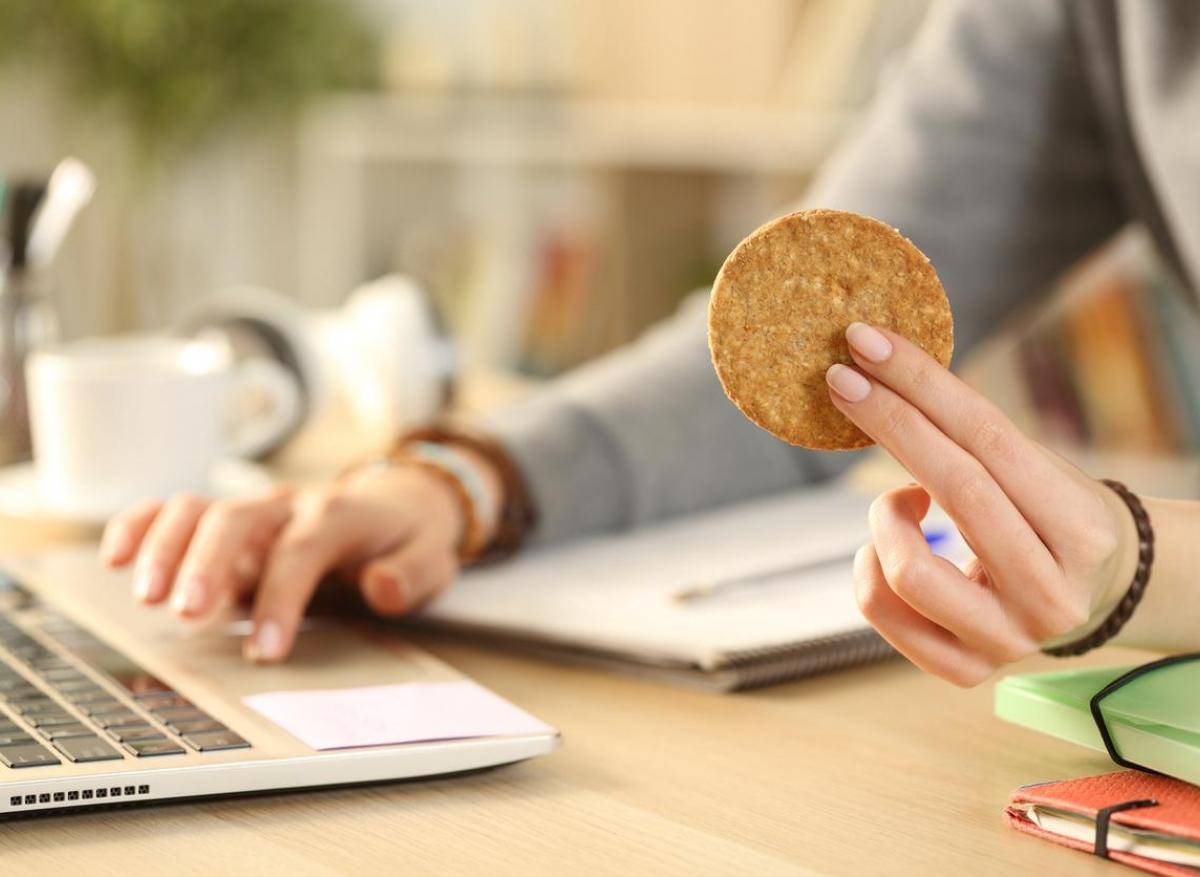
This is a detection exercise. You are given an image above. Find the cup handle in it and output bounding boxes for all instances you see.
[225,359,303,460]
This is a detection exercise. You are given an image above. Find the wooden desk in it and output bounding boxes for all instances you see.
[0,531,1144,877]
[0,379,1149,874]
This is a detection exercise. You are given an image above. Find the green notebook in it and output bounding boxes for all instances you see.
[995,660,1200,786]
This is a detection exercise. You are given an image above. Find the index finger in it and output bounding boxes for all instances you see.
[844,322,1098,547]
[246,514,349,664]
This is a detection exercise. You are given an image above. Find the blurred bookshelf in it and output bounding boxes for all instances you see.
[293,0,932,375]
[0,0,931,353]
[295,95,854,375]
[960,229,1200,497]
[6,0,1193,491]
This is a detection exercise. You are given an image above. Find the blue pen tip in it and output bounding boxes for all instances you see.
[923,528,949,547]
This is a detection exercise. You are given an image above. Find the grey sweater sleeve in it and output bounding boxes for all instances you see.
[486,0,1126,546]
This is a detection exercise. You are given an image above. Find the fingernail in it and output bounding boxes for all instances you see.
[386,572,410,611]
[248,619,284,663]
[134,566,165,603]
[100,530,130,565]
[826,364,871,402]
[846,322,893,363]
[173,578,208,617]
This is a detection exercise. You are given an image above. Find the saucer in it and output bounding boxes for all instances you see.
[0,459,276,527]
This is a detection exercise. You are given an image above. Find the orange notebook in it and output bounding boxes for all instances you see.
[1007,771,1200,875]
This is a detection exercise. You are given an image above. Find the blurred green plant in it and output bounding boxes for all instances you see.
[0,0,379,156]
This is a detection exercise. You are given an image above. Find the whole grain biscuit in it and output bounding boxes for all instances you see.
[708,209,953,450]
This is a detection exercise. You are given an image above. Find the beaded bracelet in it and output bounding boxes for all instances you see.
[343,442,497,562]
[394,442,499,561]
[398,424,538,562]
[1042,480,1155,658]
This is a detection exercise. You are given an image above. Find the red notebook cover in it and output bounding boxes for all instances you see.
[1007,771,1200,876]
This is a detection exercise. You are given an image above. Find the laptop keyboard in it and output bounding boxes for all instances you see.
[0,576,250,770]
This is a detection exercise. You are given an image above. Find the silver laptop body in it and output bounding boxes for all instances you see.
[0,546,558,817]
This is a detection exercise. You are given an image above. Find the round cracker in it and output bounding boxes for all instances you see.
[708,209,953,451]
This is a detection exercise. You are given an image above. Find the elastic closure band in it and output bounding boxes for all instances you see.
[1094,798,1159,859]
[1089,652,1200,772]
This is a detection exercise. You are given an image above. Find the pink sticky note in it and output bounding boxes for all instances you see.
[243,680,554,751]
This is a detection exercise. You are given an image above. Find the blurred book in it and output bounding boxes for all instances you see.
[965,228,1200,459]
[1016,330,1090,448]
[519,226,604,376]
[1146,271,1200,450]
[1060,249,1182,453]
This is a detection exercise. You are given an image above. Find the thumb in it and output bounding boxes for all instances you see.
[894,482,933,521]
[358,533,460,618]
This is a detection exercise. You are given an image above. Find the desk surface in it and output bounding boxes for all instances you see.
[0,399,1146,875]
[0,543,1141,877]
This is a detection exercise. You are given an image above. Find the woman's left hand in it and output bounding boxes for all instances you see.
[827,323,1139,687]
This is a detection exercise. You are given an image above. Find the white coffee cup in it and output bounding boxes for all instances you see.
[26,335,301,516]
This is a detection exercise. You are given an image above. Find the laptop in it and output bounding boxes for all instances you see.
[0,546,559,817]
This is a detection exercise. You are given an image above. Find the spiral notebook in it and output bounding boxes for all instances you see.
[418,485,967,691]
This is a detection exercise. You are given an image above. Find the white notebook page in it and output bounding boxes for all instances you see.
[421,485,966,670]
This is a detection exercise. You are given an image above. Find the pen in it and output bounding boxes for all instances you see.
[671,527,951,604]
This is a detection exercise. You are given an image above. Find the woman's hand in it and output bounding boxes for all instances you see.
[827,322,1140,686]
[98,458,491,664]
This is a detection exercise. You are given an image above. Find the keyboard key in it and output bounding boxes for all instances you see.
[135,692,189,709]
[40,667,85,682]
[0,676,31,693]
[0,732,33,746]
[152,706,208,722]
[54,736,123,763]
[30,659,73,673]
[37,724,95,741]
[11,648,53,664]
[3,687,47,703]
[124,738,186,758]
[89,711,143,728]
[106,725,163,743]
[0,743,60,768]
[26,713,79,728]
[76,697,124,713]
[100,718,147,732]
[168,718,223,735]
[182,730,250,752]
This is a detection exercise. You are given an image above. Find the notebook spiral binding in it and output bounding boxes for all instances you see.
[722,629,897,690]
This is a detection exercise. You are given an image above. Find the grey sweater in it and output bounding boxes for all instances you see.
[487,0,1200,546]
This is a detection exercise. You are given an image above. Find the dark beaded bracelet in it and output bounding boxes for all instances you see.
[1043,480,1155,657]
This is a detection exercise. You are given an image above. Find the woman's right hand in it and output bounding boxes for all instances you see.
[98,458,493,664]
